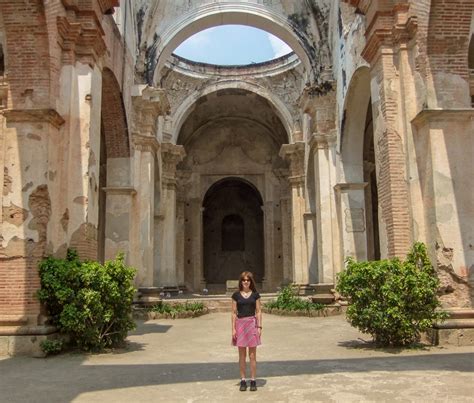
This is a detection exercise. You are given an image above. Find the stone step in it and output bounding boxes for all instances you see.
[311,283,335,294]
[426,314,474,346]
[445,308,474,320]
[311,294,336,305]
[434,319,474,329]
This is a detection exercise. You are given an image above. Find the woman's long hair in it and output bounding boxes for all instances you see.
[239,271,257,292]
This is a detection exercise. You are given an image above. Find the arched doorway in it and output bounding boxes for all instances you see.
[340,66,381,261]
[203,178,264,286]
[363,101,380,260]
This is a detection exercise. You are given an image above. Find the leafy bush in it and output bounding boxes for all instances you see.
[37,249,136,352]
[40,339,63,356]
[336,242,446,346]
[150,301,206,318]
[265,285,324,312]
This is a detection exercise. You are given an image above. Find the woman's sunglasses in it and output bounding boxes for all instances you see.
[242,279,250,282]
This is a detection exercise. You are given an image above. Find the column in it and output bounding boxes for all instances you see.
[359,1,413,258]
[129,86,169,288]
[309,133,338,284]
[411,110,474,302]
[131,134,160,287]
[157,143,185,287]
[1,110,64,328]
[279,142,309,286]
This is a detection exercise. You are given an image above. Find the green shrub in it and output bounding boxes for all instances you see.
[336,242,447,346]
[37,249,136,352]
[265,285,324,312]
[40,339,63,356]
[150,301,206,318]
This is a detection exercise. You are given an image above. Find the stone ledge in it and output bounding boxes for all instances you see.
[424,327,474,347]
[411,108,474,128]
[0,331,59,357]
[0,325,56,336]
[0,315,29,326]
[2,108,65,128]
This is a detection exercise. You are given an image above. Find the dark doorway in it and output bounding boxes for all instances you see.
[363,101,380,260]
[203,178,264,284]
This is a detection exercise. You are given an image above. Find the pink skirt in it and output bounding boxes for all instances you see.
[232,316,261,348]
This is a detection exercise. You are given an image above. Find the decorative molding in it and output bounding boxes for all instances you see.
[103,186,137,196]
[279,142,305,184]
[361,3,417,64]
[132,133,161,156]
[299,82,335,113]
[132,86,170,137]
[161,143,186,187]
[411,109,474,129]
[57,11,107,65]
[2,108,65,129]
[334,182,368,192]
[309,132,337,150]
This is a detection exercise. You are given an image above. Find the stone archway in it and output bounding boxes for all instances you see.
[203,178,264,287]
[338,66,380,261]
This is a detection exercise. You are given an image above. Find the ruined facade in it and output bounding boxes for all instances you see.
[0,0,473,353]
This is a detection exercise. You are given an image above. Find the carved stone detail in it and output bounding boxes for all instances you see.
[279,142,305,185]
[161,143,186,188]
[132,134,161,156]
[309,132,337,150]
[132,86,170,138]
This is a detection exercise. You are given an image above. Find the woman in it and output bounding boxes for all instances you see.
[231,271,262,392]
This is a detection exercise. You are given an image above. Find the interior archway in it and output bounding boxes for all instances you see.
[203,178,264,286]
[175,86,290,292]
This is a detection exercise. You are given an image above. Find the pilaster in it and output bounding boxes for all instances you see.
[157,143,186,287]
[309,132,338,283]
[128,85,169,288]
[361,2,416,258]
[279,142,308,285]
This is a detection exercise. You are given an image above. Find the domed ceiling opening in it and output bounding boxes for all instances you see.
[173,25,293,66]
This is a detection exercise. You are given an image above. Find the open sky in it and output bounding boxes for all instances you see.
[173,25,293,65]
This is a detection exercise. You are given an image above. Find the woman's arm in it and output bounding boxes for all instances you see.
[256,298,262,336]
[232,300,237,338]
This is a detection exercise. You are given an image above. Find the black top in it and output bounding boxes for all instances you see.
[232,291,261,318]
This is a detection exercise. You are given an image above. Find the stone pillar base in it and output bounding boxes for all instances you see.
[294,284,314,296]
[136,287,162,307]
[0,325,58,357]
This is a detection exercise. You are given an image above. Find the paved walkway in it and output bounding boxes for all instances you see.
[1,313,473,402]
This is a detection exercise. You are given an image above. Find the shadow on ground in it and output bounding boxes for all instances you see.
[0,352,472,402]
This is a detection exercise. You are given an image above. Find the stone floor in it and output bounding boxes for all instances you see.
[0,313,473,402]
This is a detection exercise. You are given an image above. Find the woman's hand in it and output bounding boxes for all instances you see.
[232,329,237,340]
[258,327,262,337]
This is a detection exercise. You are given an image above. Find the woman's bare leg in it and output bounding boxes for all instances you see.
[238,347,247,379]
[249,347,257,379]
